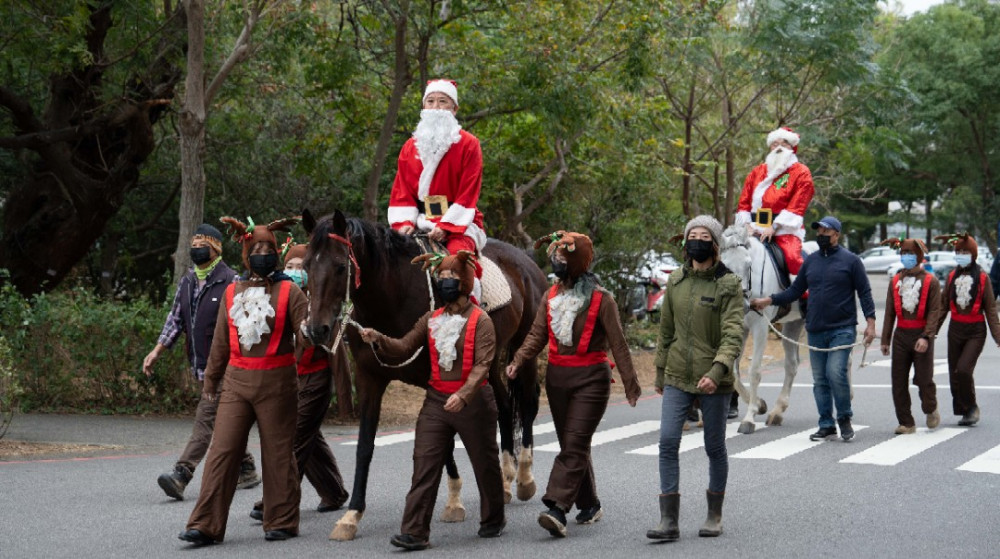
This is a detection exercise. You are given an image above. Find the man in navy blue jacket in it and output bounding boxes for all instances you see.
[751,216,876,442]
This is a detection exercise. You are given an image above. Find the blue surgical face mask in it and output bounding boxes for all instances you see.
[286,268,307,288]
[955,253,973,267]
[900,254,918,269]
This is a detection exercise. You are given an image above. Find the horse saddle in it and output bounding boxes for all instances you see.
[762,239,807,321]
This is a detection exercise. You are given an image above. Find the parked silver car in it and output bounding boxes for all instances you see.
[860,246,899,273]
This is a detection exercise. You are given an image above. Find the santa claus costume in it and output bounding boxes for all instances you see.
[934,233,1000,426]
[362,251,505,551]
[388,80,486,268]
[508,231,641,539]
[734,127,814,275]
[880,238,945,434]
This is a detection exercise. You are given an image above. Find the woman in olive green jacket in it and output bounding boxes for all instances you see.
[647,215,743,542]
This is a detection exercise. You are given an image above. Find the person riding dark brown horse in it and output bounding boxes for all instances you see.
[300,209,548,541]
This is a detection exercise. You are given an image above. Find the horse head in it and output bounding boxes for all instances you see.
[302,208,355,347]
[720,224,752,288]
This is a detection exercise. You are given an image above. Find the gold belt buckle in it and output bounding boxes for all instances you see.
[754,208,773,227]
[423,195,449,219]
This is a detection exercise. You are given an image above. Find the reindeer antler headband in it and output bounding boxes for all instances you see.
[534,230,577,256]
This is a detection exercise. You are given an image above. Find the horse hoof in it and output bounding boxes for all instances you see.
[766,414,783,426]
[696,420,704,429]
[441,504,466,523]
[737,421,756,435]
[501,451,517,483]
[756,398,768,415]
[329,510,363,541]
[682,422,691,432]
[504,489,512,504]
[516,480,536,502]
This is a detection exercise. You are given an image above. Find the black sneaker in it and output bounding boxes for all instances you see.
[390,534,430,550]
[727,393,739,419]
[808,426,838,441]
[264,529,296,541]
[249,501,263,521]
[575,505,603,524]
[158,465,193,500]
[538,507,568,538]
[478,520,506,538]
[958,406,980,426]
[178,529,216,546]
[838,417,855,441]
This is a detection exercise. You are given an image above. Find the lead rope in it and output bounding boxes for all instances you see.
[322,233,433,368]
[752,309,878,367]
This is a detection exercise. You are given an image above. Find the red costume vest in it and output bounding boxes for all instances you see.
[297,346,327,376]
[892,272,934,329]
[947,270,987,323]
[427,306,485,394]
[225,281,296,370]
[546,285,608,367]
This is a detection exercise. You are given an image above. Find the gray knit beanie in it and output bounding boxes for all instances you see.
[684,215,723,246]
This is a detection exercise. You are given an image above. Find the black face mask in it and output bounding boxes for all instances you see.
[190,246,213,265]
[686,239,715,263]
[551,259,570,281]
[438,278,463,303]
[248,253,278,278]
[816,234,833,251]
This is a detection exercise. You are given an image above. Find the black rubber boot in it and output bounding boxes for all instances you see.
[698,490,724,537]
[646,493,679,541]
[728,392,739,419]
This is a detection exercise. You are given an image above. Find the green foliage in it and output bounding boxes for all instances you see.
[0,333,22,439]
[0,272,197,414]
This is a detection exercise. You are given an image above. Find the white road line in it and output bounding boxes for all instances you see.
[757,383,1000,390]
[627,421,767,456]
[535,420,661,453]
[732,425,869,460]
[342,431,415,447]
[957,444,1000,475]
[456,421,557,449]
[840,428,963,466]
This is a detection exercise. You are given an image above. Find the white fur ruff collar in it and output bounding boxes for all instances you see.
[549,291,587,347]
[229,286,274,351]
[898,276,922,314]
[955,274,974,309]
[429,312,468,371]
[752,152,799,210]
[413,109,462,201]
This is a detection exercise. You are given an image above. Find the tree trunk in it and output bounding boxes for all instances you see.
[363,0,412,223]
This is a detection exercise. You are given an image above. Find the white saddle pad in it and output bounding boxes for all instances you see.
[479,256,512,313]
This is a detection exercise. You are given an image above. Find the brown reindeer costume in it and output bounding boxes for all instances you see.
[879,238,944,432]
[364,251,504,550]
[509,231,641,537]
[933,233,1000,426]
[181,216,309,545]
[248,241,350,521]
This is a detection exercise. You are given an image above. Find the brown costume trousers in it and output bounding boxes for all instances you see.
[401,386,504,540]
[542,363,610,512]
[947,321,985,415]
[186,367,300,540]
[177,384,254,473]
[890,328,937,427]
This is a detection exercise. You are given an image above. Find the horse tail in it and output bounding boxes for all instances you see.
[507,374,524,455]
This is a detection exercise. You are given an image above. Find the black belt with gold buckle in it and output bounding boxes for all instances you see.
[751,209,773,227]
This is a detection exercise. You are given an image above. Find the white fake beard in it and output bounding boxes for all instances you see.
[764,146,795,178]
[549,291,588,347]
[898,276,921,314]
[229,286,274,351]
[413,109,462,200]
[955,274,974,309]
[429,312,468,372]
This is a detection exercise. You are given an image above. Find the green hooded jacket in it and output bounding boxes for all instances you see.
[654,261,744,393]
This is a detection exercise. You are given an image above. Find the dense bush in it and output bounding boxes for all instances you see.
[0,274,199,414]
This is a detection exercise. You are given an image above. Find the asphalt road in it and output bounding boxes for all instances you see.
[3,274,1000,558]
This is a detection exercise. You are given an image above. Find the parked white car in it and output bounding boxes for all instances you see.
[860,246,899,273]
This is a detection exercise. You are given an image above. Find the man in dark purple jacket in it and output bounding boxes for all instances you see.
[143,224,260,500]
[751,216,877,443]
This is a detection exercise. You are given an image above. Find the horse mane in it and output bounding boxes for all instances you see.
[311,214,421,278]
[721,224,750,251]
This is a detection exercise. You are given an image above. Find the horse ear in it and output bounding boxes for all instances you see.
[302,208,316,235]
[333,209,347,235]
[220,216,247,242]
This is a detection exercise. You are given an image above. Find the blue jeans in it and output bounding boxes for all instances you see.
[807,326,855,428]
[658,386,729,494]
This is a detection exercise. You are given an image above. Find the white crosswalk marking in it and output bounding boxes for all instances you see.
[840,428,963,466]
[456,421,557,449]
[957,444,1000,475]
[342,431,415,447]
[627,421,767,456]
[534,420,660,453]
[732,426,870,460]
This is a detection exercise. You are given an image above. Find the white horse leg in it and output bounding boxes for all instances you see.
[500,450,516,504]
[768,318,802,426]
[516,446,536,501]
[440,476,466,522]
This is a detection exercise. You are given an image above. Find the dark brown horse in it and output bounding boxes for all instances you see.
[302,209,547,541]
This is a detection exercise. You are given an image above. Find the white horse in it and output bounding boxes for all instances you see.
[719,225,810,434]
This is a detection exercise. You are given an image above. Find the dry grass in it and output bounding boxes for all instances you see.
[0,440,116,458]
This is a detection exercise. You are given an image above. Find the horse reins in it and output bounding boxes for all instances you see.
[320,231,434,369]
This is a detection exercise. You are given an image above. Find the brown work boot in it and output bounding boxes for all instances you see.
[237,455,261,489]
[158,464,193,500]
[894,425,916,435]
[926,409,940,429]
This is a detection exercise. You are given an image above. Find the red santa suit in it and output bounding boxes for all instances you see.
[735,158,814,275]
[388,130,487,257]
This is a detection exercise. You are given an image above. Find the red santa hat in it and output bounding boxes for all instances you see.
[423,79,458,106]
[766,127,800,152]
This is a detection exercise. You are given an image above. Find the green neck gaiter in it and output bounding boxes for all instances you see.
[194,256,223,281]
